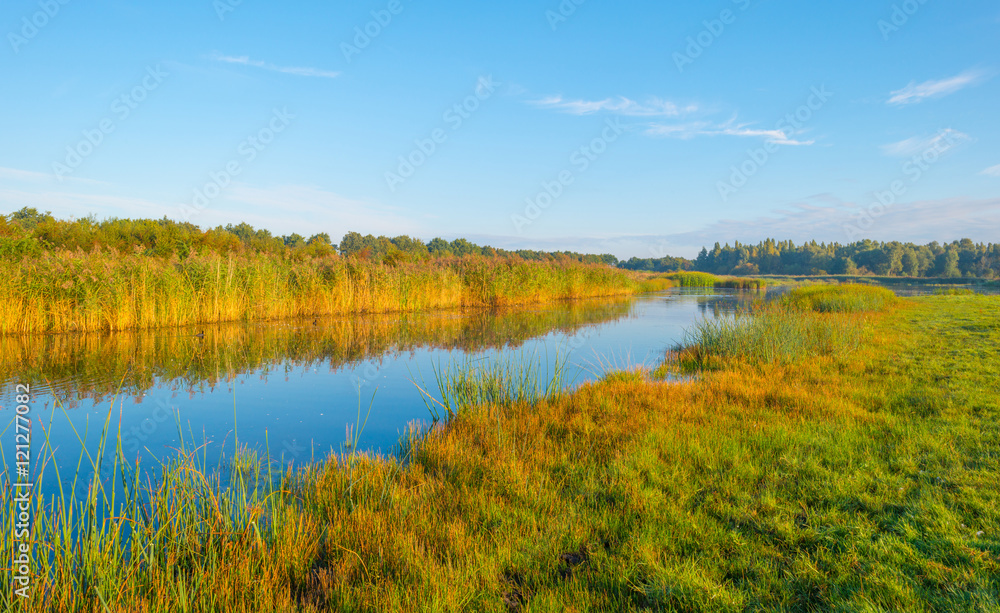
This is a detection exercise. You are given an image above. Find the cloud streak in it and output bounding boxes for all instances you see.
[647,118,815,146]
[0,166,110,187]
[982,164,1000,177]
[887,69,989,105]
[880,129,971,157]
[530,93,823,145]
[530,95,697,117]
[210,54,341,79]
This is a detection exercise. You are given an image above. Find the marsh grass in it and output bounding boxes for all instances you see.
[933,287,976,296]
[635,277,676,292]
[784,284,897,313]
[672,307,862,371]
[422,352,569,422]
[714,277,772,290]
[0,252,638,335]
[663,271,772,290]
[0,398,288,612]
[671,286,888,371]
[665,271,719,287]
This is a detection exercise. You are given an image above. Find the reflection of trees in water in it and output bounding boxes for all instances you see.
[695,293,767,318]
[0,298,636,404]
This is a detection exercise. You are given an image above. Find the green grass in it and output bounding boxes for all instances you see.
[934,287,976,296]
[665,271,720,288]
[663,272,773,290]
[760,273,994,287]
[713,277,773,290]
[636,277,677,292]
[671,307,863,370]
[785,283,898,313]
[3,292,999,611]
[423,353,568,422]
[671,285,888,370]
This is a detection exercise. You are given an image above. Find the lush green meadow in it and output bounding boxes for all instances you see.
[3,288,999,611]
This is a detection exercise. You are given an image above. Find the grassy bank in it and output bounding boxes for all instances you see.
[0,251,639,335]
[758,273,996,287]
[3,289,999,611]
[661,271,773,290]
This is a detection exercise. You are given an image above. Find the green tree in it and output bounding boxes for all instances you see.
[8,207,53,230]
[283,233,305,248]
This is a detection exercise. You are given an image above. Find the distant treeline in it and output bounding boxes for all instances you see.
[620,239,1000,279]
[0,208,618,266]
[4,208,997,279]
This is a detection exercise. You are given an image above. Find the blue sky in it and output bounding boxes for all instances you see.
[1,0,998,258]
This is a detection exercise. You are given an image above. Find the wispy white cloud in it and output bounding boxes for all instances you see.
[981,164,1000,177]
[531,95,697,117]
[210,54,341,79]
[529,93,820,145]
[887,69,990,105]
[880,129,971,157]
[0,166,110,187]
[0,167,58,183]
[647,118,815,146]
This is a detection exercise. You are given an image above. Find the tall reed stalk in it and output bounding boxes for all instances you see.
[422,352,569,422]
[0,252,638,335]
